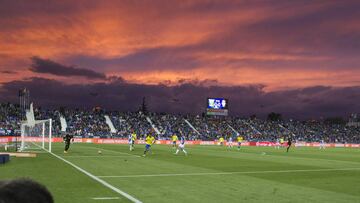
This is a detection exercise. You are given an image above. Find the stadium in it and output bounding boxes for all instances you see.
[1,1,360,203]
[1,96,360,202]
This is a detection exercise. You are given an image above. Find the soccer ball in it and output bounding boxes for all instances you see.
[98,150,102,154]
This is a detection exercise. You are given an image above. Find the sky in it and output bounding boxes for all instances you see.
[0,0,360,119]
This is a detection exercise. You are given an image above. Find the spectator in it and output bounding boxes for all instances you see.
[0,178,53,203]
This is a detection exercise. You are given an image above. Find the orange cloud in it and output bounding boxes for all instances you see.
[108,66,360,92]
[1,0,360,90]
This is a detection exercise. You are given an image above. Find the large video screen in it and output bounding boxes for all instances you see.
[207,98,228,116]
[207,98,228,109]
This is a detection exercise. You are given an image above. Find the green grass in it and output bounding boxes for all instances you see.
[1,143,360,203]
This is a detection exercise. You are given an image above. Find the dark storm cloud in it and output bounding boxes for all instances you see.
[65,47,201,72]
[1,77,359,119]
[30,57,107,79]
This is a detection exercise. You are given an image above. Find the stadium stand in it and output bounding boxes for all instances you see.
[0,102,359,143]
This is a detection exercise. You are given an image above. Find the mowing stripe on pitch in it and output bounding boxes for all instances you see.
[23,150,48,153]
[97,167,360,178]
[76,145,141,157]
[32,143,142,203]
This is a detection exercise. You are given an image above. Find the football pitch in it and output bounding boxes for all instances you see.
[1,143,360,203]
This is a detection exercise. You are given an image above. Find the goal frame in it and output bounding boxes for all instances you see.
[20,118,52,152]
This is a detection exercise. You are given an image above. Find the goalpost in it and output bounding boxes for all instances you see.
[20,119,52,152]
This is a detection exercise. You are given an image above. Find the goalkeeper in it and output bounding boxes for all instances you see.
[63,133,74,153]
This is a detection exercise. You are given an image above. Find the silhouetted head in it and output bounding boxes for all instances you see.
[0,178,53,203]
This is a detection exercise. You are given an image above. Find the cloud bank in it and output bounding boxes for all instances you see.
[30,57,106,79]
[1,77,359,119]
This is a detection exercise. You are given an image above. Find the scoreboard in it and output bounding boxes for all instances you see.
[206,98,228,116]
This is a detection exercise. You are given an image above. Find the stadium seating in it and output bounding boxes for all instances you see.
[0,102,359,143]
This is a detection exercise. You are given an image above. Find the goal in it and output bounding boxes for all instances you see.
[20,119,52,152]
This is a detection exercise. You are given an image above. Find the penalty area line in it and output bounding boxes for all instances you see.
[31,143,142,203]
[75,145,141,158]
[97,167,360,178]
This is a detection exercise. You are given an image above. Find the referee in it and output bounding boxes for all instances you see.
[286,137,292,153]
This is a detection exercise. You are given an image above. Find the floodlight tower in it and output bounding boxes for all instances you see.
[17,88,30,151]
[19,88,30,120]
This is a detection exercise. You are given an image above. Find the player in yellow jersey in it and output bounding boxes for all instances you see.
[171,133,178,148]
[143,133,155,157]
[237,135,243,150]
[129,131,137,151]
[219,137,225,146]
[280,137,284,148]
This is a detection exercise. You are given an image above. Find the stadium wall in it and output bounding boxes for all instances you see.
[1,136,360,148]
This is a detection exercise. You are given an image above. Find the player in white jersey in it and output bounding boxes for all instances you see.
[175,136,188,156]
[227,136,233,148]
[275,138,281,149]
[319,139,326,149]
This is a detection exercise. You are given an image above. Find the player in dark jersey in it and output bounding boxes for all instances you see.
[63,133,74,153]
[286,138,292,153]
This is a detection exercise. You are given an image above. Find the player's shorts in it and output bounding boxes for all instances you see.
[178,143,185,149]
[172,141,176,145]
[238,142,241,145]
[145,144,151,150]
[129,140,133,145]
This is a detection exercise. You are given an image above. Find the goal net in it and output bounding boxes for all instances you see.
[20,119,52,152]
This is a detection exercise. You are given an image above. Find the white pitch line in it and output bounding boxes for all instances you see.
[50,152,142,203]
[92,197,120,200]
[98,167,360,178]
[61,155,139,158]
[32,143,142,203]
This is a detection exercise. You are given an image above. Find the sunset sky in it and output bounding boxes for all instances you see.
[1,0,360,118]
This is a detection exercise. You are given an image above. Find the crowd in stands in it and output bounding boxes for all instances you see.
[0,102,359,143]
[149,114,199,140]
[109,111,151,138]
[0,103,22,136]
